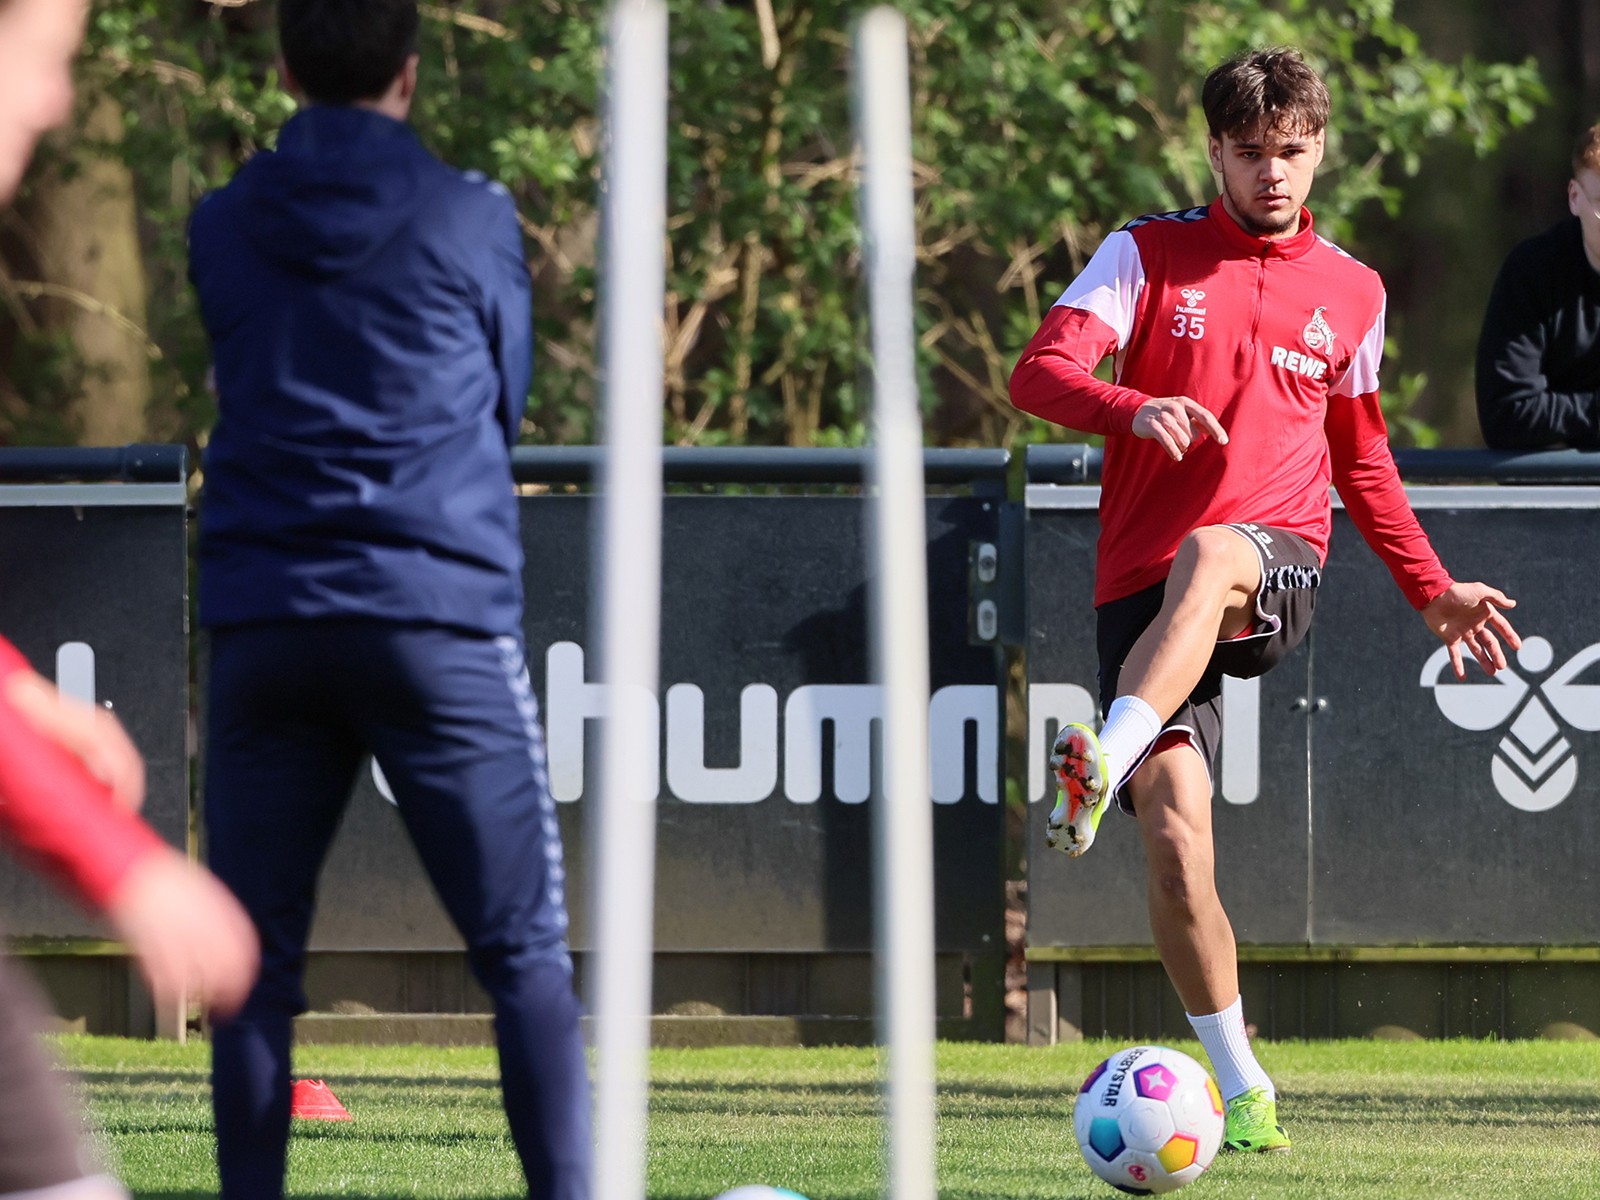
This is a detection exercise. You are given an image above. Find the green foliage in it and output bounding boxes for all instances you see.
[0,328,85,445]
[1381,334,1439,448]
[80,0,1545,451]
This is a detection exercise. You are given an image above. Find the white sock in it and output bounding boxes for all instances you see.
[1187,996,1273,1102]
[1098,694,1163,783]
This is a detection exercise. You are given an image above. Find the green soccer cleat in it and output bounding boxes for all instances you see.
[1045,723,1113,857]
[1222,1086,1292,1153]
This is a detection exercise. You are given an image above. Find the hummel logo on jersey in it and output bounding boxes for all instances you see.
[1171,289,1206,340]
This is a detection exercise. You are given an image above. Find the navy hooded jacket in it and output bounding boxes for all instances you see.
[189,105,532,636]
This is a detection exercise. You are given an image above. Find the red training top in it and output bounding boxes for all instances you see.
[0,636,166,911]
[1011,199,1452,610]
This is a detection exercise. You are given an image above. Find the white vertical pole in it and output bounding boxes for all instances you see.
[855,9,937,1200]
[591,3,666,1200]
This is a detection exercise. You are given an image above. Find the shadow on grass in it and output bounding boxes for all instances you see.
[650,1077,1073,1099]
[649,1076,1081,1121]
[75,1069,212,1086]
[1300,1088,1600,1128]
[289,1125,511,1146]
[648,1196,1071,1200]
[78,1069,500,1090]
[100,1120,513,1147]
[110,1195,1091,1200]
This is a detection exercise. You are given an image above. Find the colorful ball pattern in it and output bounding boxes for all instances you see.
[1072,1045,1225,1194]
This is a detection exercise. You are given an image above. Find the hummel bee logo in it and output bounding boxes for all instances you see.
[1171,289,1206,340]
[1423,635,1600,811]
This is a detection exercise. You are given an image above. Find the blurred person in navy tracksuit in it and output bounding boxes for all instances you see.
[188,2,590,1197]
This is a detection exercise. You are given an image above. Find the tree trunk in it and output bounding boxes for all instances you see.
[25,95,152,446]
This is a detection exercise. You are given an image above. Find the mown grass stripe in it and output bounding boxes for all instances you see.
[57,1035,1600,1199]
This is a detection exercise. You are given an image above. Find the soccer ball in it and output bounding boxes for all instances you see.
[710,1188,810,1200]
[1073,1045,1224,1194]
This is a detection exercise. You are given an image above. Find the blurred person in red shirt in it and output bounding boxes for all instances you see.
[0,2,257,1197]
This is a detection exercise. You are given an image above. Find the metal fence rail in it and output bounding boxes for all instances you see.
[16,442,1600,487]
[0,444,186,484]
[511,445,1010,486]
[1025,442,1600,485]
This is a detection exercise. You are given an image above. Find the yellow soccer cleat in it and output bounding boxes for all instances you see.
[1045,723,1113,857]
[1222,1085,1292,1153]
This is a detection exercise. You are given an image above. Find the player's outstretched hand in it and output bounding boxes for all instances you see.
[4,671,145,812]
[1421,583,1521,680]
[105,849,260,1020]
[1132,396,1229,461]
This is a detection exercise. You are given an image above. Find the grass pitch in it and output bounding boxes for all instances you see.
[60,1035,1600,1198]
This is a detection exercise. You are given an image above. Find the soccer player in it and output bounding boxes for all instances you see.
[1010,47,1520,1153]
[187,1,590,1197]
[0,2,259,1196]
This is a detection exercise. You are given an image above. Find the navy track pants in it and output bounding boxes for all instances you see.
[204,619,591,1200]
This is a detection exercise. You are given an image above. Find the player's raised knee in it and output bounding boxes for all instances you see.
[1178,526,1259,587]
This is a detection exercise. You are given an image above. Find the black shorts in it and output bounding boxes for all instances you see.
[0,956,101,1193]
[1095,523,1321,811]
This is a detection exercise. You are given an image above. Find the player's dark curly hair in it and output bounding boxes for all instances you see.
[278,0,420,106]
[1201,47,1330,140]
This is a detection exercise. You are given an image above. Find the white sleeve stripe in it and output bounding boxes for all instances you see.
[1331,301,1384,397]
[1314,233,1355,260]
[1051,229,1144,349]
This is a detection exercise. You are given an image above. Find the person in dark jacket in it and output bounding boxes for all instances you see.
[1475,123,1600,450]
[188,2,590,1197]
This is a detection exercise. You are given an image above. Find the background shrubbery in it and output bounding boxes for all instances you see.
[1,1,1580,454]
